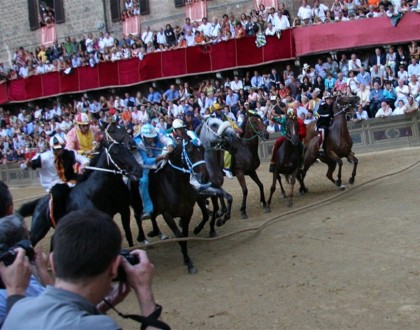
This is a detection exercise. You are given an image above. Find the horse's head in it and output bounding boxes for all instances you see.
[200,117,238,153]
[285,116,300,146]
[100,124,143,180]
[335,95,360,114]
[245,112,269,141]
[169,132,209,186]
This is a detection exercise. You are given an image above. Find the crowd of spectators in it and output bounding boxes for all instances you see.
[0,41,419,165]
[0,0,419,82]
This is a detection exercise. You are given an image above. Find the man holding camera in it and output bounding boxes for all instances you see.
[1,209,168,329]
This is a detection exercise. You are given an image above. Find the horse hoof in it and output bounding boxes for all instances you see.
[241,213,248,219]
[147,230,159,238]
[209,231,217,238]
[188,266,198,274]
[193,227,202,235]
[349,178,355,185]
[142,239,151,245]
[216,219,224,227]
[339,185,346,191]
[287,202,293,208]
[159,234,169,240]
[335,180,342,187]
[264,207,271,213]
[300,187,308,194]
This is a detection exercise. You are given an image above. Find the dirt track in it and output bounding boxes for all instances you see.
[11,147,420,329]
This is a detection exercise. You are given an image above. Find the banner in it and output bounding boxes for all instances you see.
[186,0,207,22]
[40,24,57,47]
[122,15,141,36]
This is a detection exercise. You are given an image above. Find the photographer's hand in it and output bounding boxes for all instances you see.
[97,281,131,314]
[32,248,54,286]
[0,248,31,296]
[121,250,157,317]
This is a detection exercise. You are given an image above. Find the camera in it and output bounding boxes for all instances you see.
[0,240,36,289]
[113,250,139,282]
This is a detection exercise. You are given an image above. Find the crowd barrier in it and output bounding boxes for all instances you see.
[3,112,420,187]
[0,12,419,105]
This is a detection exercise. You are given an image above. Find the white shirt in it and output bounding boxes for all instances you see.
[230,80,243,92]
[156,31,166,45]
[142,31,154,45]
[30,150,89,192]
[103,36,114,48]
[273,14,290,31]
[297,5,313,20]
[198,22,212,37]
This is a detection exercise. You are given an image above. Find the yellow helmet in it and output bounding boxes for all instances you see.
[210,103,222,113]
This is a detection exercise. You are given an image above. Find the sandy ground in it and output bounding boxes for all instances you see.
[10,147,420,329]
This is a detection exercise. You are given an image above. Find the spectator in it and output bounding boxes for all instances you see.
[0,181,13,217]
[408,57,420,80]
[404,96,419,113]
[297,0,313,23]
[348,53,362,73]
[2,209,168,330]
[392,99,408,115]
[369,82,385,117]
[353,104,369,122]
[375,101,393,117]
[312,0,329,21]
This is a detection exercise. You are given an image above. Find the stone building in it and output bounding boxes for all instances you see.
[0,0,312,64]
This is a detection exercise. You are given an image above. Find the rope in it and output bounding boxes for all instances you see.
[127,158,420,249]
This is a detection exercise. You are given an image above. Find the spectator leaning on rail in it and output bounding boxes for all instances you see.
[1,209,169,330]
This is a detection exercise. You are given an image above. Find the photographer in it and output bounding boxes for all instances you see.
[0,215,52,325]
[2,209,168,330]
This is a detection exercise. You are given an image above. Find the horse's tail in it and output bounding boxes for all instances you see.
[17,197,43,217]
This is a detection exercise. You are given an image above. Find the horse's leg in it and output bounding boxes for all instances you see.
[347,152,358,185]
[130,182,149,244]
[216,190,233,226]
[327,150,344,188]
[236,173,249,219]
[278,174,286,198]
[162,211,197,274]
[147,216,168,240]
[287,173,297,208]
[29,197,52,247]
[194,196,214,237]
[248,170,267,208]
[119,207,134,247]
[264,172,278,213]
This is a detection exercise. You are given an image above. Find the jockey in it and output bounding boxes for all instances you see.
[21,135,89,224]
[168,119,211,191]
[66,113,101,156]
[209,102,239,179]
[135,123,174,220]
[269,108,306,173]
[316,92,334,156]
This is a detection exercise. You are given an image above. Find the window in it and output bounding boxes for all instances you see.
[175,0,186,7]
[111,0,149,22]
[27,0,64,31]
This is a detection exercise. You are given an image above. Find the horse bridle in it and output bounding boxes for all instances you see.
[334,97,357,117]
[243,115,267,141]
[203,119,227,150]
[168,139,206,175]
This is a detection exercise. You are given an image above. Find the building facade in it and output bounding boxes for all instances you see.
[0,0,307,64]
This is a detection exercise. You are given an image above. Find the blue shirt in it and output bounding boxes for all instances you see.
[225,93,239,107]
[356,72,371,86]
[164,89,180,102]
[147,91,162,103]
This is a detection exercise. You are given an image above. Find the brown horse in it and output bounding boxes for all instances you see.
[301,95,359,190]
[233,113,269,219]
[265,115,302,209]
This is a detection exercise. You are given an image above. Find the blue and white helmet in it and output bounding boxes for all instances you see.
[141,124,157,138]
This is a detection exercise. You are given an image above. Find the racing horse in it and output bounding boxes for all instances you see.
[146,134,209,274]
[18,124,143,247]
[265,114,303,210]
[300,95,360,191]
[234,112,269,219]
[193,117,238,237]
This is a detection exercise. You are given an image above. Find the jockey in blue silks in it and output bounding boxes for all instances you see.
[135,123,174,220]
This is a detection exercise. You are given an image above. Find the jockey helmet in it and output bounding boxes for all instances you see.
[76,113,90,125]
[141,123,157,138]
[210,103,222,113]
[50,135,65,150]
[287,108,295,116]
[323,92,334,100]
[172,119,187,130]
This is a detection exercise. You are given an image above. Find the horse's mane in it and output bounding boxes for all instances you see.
[198,117,223,146]
[239,115,250,138]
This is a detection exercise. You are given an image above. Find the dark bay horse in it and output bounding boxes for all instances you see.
[147,135,209,274]
[193,117,237,237]
[234,113,269,219]
[265,115,302,209]
[301,95,359,191]
[19,125,143,247]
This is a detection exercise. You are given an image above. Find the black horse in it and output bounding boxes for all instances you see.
[146,135,209,274]
[18,124,143,247]
[265,115,303,210]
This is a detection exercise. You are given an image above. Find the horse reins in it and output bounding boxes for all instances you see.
[239,116,265,141]
[168,139,206,175]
